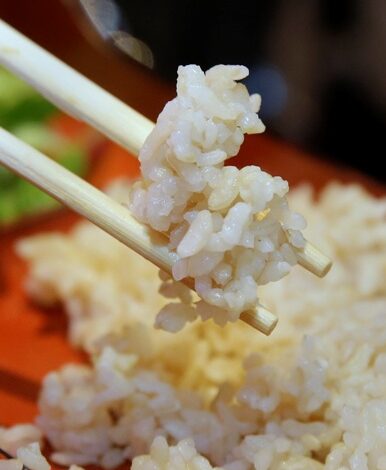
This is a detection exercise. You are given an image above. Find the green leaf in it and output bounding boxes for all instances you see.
[1,96,56,129]
[59,145,88,176]
[0,189,20,225]
[12,122,63,157]
[0,67,35,107]
[0,166,17,188]
[14,180,59,216]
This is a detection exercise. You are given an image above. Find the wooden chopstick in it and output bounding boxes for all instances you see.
[0,19,331,280]
[0,127,277,335]
[0,20,153,156]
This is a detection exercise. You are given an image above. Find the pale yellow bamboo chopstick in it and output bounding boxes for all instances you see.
[0,19,332,280]
[0,127,277,335]
[0,19,153,156]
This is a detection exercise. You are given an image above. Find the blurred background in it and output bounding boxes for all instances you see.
[76,0,386,182]
[0,0,385,225]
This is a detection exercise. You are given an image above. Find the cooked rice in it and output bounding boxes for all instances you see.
[0,431,49,470]
[129,65,306,331]
[13,181,386,470]
[0,427,85,470]
[131,436,220,470]
[0,425,43,457]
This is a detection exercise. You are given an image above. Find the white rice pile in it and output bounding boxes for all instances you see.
[17,181,164,351]
[0,426,63,470]
[11,181,386,470]
[129,65,306,331]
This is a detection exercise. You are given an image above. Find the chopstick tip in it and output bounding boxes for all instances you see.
[240,306,278,336]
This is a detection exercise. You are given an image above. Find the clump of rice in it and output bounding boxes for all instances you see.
[0,426,84,470]
[0,425,43,458]
[15,181,386,470]
[131,437,219,470]
[129,64,306,331]
[0,431,49,470]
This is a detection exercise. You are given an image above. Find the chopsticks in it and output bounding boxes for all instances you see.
[0,19,332,334]
[0,19,153,156]
[0,127,277,335]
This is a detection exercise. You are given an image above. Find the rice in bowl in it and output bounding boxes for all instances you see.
[1,56,385,470]
[8,181,386,470]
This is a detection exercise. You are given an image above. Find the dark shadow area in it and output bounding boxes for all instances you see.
[0,368,40,402]
[105,0,386,183]
[311,79,386,181]
[34,303,70,336]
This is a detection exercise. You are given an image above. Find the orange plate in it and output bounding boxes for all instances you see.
[0,134,384,456]
[0,140,139,426]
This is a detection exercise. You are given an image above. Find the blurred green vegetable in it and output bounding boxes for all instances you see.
[12,122,64,156]
[0,67,36,106]
[0,68,55,129]
[0,143,88,225]
[0,190,19,224]
[0,96,56,129]
[59,145,88,175]
[0,166,17,188]
[0,67,90,227]
[14,179,59,216]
